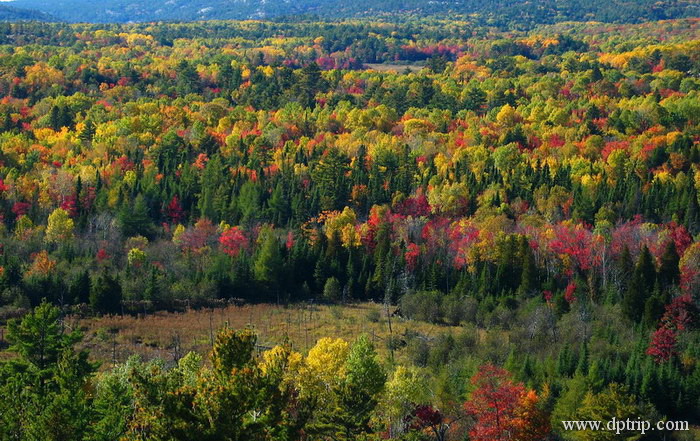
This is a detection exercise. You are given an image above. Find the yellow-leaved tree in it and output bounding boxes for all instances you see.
[45,208,74,245]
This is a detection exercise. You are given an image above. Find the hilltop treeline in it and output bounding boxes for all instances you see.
[8,0,700,26]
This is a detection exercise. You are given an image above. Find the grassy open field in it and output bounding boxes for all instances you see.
[27,302,474,368]
[364,63,424,73]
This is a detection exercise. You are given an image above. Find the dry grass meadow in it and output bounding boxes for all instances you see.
[364,63,424,73]
[29,302,472,368]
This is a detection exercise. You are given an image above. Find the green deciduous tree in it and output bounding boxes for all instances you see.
[571,383,655,441]
[311,335,386,440]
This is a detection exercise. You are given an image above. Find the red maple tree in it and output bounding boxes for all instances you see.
[405,243,420,271]
[647,294,697,363]
[647,326,677,363]
[219,226,248,257]
[464,364,550,441]
[564,281,577,304]
[165,195,184,224]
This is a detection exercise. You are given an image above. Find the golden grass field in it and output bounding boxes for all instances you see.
[42,302,469,368]
[364,63,424,73]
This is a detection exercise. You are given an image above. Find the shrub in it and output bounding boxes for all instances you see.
[366,308,381,323]
[442,294,467,325]
[405,332,430,367]
[400,291,442,324]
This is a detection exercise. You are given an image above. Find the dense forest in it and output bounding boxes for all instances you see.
[0,4,54,22]
[0,16,699,440]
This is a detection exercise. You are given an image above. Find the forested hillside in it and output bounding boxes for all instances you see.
[0,17,699,440]
[8,0,700,25]
[0,4,53,22]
